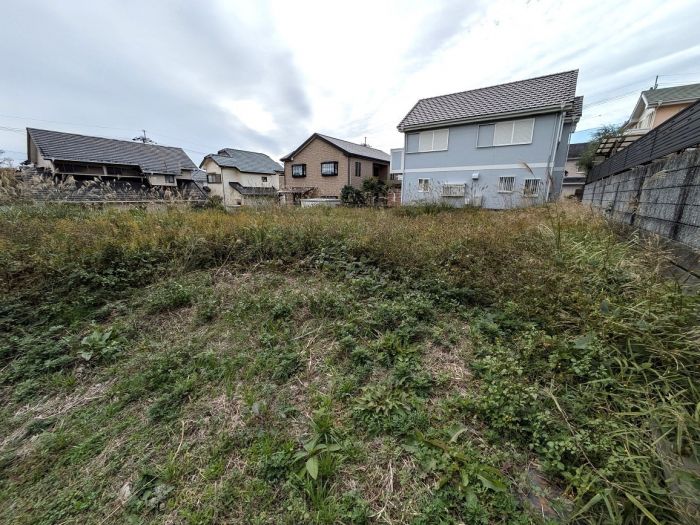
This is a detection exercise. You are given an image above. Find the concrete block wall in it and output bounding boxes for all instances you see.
[582,149,700,251]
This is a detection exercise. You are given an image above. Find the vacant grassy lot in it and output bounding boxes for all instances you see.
[0,203,697,524]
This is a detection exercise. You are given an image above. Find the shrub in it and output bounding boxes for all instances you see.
[340,185,365,207]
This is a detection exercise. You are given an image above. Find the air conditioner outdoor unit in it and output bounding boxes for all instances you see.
[442,183,466,197]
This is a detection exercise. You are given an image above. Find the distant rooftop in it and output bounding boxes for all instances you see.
[27,128,196,175]
[398,70,581,131]
[643,83,700,105]
[203,148,282,174]
[567,142,588,159]
[281,133,390,162]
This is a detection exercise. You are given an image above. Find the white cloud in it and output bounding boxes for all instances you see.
[217,98,278,134]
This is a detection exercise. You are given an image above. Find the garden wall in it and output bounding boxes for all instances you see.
[582,149,700,251]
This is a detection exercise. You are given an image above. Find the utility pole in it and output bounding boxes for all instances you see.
[132,129,155,144]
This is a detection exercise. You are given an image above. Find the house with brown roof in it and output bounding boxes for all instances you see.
[200,148,282,207]
[279,133,390,203]
[396,70,583,208]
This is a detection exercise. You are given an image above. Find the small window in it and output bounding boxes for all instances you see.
[321,161,338,176]
[292,164,306,177]
[355,161,361,177]
[373,164,381,177]
[418,178,430,192]
[523,178,541,197]
[261,176,268,182]
[417,129,449,152]
[498,176,515,193]
[106,166,123,176]
[207,173,222,183]
[164,175,175,184]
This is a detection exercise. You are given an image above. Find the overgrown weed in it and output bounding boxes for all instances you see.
[0,202,697,524]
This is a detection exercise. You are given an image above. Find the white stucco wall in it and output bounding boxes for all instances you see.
[201,158,279,207]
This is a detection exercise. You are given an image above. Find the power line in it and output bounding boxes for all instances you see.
[0,114,215,158]
[582,89,640,109]
[0,112,137,133]
[0,125,24,133]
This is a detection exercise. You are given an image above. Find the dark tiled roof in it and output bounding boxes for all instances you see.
[317,134,390,162]
[563,176,586,184]
[281,133,390,162]
[398,70,580,130]
[643,83,700,105]
[569,96,583,120]
[206,148,282,174]
[27,128,196,175]
[567,142,588,159]
[229,181,278,196]
[191,168,208,183]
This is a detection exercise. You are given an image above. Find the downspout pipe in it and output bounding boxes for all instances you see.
[545,104,565,202]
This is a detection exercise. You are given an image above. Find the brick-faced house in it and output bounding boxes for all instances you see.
[280,133,390,202]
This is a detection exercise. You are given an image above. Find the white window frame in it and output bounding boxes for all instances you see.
[418,178,431,192]
[523,178,542,197]
[498,176,515,193]
[410,129,449,153]
[492,118,535,147]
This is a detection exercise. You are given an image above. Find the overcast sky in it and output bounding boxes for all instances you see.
[2,0,700,165]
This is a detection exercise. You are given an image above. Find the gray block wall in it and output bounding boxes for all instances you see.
[582,149,700,250]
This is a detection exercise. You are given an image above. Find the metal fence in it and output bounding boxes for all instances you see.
[587,99,700,183]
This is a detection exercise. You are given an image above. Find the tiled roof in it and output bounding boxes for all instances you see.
[398,70,580,130]
[567,142,588,159]
[191,168,208,183]
[27,128,196,175]
[229,181,278,196]
[316,134,390,162]
[281,133,390,162]
[643,83,700,105]
[206,148,282,174]
[569,96,583,120]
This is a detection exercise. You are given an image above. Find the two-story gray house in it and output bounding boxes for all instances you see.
[396,70,583,208]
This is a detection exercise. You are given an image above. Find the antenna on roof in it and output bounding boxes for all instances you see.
[362,136,371,147]
[653,75,658,89]
[133,129,156,144]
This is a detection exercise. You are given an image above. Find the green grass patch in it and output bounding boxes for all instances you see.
[0,203,697,524]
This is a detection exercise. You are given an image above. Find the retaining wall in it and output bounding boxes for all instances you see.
[582,149,700,251]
